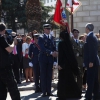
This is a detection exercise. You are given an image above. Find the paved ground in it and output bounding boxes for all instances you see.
[7,90,86,100]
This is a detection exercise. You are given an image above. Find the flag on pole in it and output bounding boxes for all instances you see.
[66,0,80,13]
[52,0,70,33]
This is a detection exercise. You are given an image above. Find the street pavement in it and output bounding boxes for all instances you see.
[7,90,86,100]
[6,79,86,100]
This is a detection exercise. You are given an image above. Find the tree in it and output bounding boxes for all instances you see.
[1,0,27,31]
[26,0,42,32]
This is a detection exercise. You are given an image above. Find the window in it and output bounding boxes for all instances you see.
[47,0,49,3]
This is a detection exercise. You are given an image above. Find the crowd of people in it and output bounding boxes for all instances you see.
[0,22,100,100]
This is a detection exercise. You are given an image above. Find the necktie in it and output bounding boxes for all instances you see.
[13,46,16,55]
[76,39,78,45]
[48,35,49,39]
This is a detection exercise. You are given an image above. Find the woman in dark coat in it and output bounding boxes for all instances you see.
[57,30,82,100]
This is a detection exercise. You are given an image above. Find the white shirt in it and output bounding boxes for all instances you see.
[87,31,93,36]
[74,38,79,43]
[44,33,52,39]
[22,43,30,57]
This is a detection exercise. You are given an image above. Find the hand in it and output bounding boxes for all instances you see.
[14,38,17,45]
[57,65,62,70]
[89,62,93,68]
[52,51,57,57]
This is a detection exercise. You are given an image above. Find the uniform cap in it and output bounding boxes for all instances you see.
[34,33,39,37]
[43,24,51,29]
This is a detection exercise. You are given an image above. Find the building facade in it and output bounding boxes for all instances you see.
[43,0,100,33]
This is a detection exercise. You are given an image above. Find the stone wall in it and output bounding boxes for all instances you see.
[73,0,100,34]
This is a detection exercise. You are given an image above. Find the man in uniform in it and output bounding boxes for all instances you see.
[29,34,41,93]
[38,24,57,97]
[71,29,84,91]
[0,23,21,100]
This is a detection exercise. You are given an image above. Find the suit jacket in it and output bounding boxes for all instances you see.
[17,40,22,62]
[84,32,99,67]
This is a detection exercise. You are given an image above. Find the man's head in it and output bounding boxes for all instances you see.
[0,23,6,35]
[43,24,51,35]
[34,34,39,43]
[72,29,79,39]
[85,23,94,34]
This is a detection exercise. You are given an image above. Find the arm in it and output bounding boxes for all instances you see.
[0,36,14,53]
[88,36,96,64]
[28,44,33,62]
[22,43,26,56]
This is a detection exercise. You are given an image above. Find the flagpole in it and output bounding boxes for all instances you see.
[71,1,73,32]
[65,0,69,24]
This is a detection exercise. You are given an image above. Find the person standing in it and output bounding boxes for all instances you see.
[57,30,81,100]
[0,23,21,100]
[38,24,57,97]
[22,36,33,82]
[29,34,41,93]
[12,32,21,84]
[84,23,99,100]
[71,29,84,91]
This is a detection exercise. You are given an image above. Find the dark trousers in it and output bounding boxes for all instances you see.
[0,68,20,100]
[40,62,53,94]
[19,56,24,78]
[33,63,40,90]
[12,55,20,83]
[83,68,87,85]
[85,66,99,99]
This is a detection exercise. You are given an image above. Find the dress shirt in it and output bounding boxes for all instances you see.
[74,39,79,43]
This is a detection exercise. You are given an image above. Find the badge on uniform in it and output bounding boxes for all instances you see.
[80,44,83,48]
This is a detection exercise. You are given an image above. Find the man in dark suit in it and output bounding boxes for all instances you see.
[12,32,21,84]
[38,24,57,97]
[84,23,99,100]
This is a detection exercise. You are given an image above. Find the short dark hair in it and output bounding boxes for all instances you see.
[72,29,79,33]
[0,23,6,32]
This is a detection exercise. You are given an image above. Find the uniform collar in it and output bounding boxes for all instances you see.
[44,33,52,39]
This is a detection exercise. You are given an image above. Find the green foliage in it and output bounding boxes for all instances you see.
[2,0,54,31]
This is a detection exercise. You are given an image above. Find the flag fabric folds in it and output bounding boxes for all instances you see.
[52,0,70,33]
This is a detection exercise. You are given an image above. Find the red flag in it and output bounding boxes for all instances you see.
[52,0,70,33]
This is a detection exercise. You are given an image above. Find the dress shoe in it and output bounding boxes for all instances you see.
[35,89,40,93]
[47,93,54,96]
[17,81,21,84]
[84,99,92,100]
[41,94,46,97]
